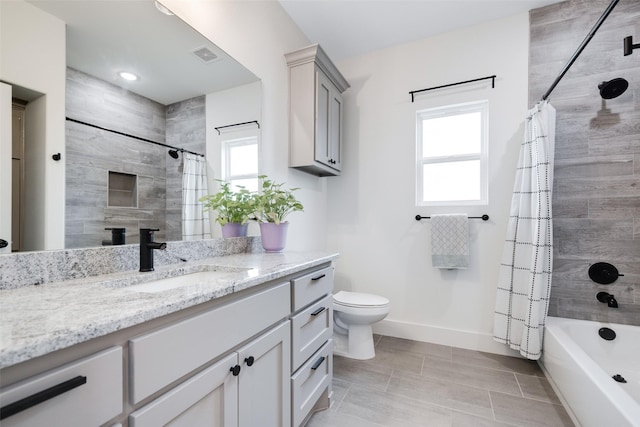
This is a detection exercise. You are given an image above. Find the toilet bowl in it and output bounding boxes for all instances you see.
[332,291,390,360]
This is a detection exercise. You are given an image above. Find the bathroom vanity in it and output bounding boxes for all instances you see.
[0,250,337,427]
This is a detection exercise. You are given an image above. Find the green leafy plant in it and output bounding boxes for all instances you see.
[254,175,304,224]
[199,181,256,225]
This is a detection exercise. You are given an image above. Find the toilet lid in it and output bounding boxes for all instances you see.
[333,291,390,308]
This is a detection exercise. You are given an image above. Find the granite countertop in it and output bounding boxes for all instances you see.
[0,251,338,370]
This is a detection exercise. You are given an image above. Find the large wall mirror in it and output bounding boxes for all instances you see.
[0,0,261,253]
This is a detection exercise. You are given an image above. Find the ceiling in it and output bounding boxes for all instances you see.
[279,0,564,61]
[27,0,259,105]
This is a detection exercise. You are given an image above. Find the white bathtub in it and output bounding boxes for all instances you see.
[540,316,640,427]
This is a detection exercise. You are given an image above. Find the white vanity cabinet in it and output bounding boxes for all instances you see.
[0,347,123,427]
[286,44,350,177]
[289,266,334,426]
[129,321,290,427]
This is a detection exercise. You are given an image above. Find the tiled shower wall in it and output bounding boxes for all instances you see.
[66,68,167,247]
[165,96,206,242]
[529,0,640,325]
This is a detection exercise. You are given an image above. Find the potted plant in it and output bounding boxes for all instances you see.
[199,181,256,238]
[254,175,304,252]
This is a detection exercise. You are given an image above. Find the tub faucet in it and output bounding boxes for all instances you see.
[596,291,618,308]
[140,228,166,272]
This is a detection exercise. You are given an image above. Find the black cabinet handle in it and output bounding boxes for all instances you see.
[0,375,87,420]
[244,356,255,367]
[311,274,326,281]
[311,307,327,316]
[311,356,326,371]
[230,365,241,376]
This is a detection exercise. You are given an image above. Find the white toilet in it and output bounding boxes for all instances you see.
[332,291,390,360]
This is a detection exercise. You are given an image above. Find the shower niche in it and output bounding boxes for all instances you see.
[108,171,138,208]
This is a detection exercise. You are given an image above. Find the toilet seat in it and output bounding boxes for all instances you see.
[333,291,390,309]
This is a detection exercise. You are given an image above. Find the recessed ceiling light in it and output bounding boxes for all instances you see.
[118,71,139,81]
[154,1,174,16]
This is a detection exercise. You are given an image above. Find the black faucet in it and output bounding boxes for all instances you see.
[139,228,167,272]
[596,291,618,308]
[102,227,126,246]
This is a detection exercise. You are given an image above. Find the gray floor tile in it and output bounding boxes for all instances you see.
[338,384,453,427]
[451,348,543,376]
[333,355,392,391]
[330,379,351,410]
[515,373,561,404]
[422,355,522,395]
[306,408,384,427]
[377,336,452,360]
[490,391,574,427]
[364,345,425,374]
[452,411,517,427]
[387,370,494,419]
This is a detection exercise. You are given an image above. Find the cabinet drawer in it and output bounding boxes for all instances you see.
[129,282,290,404]
[291,340,332,427]
[291,295,332,371]
[0,347,122,427]
[291,266,333,311]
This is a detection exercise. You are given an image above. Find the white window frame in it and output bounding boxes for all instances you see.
[416,100,489,206]
[221,134,259,191]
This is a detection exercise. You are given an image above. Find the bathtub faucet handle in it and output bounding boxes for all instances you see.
[596,291,618,308]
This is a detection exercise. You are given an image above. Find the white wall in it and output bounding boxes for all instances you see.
[328,14,530,355]
[0,0,66,250]
[165,0,328,251]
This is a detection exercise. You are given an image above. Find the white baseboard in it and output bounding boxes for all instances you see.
[372,318,523,358]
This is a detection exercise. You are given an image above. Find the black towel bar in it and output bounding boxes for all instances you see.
[415,214,489,221]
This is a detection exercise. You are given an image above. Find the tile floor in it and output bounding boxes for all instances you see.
[307,335,574,427]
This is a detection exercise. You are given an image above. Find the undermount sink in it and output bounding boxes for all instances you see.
[124,266,253,293]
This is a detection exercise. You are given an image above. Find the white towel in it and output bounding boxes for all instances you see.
[431,214,469,269]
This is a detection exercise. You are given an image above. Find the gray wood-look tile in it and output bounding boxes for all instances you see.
[363,346,425,374]
[337,384,452,427]
[377,336,452,360]
[452,411,517,427]
[388,370,494,419]
[450,348,543,377]
[333,356,392,391]
[420,356,522,395]
[490,391,573,427]
[531,0,640,325]
[309,336,572,427]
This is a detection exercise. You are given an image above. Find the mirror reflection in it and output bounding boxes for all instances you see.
[0,0,261,253]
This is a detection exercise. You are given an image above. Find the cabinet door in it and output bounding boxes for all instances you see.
[237,321,291,427]
[129,353,238,427]
[329,88,342,171]
[315,71,333,168]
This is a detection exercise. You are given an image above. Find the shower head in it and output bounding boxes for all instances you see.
[598,78,628,99]
[168,149,180,159]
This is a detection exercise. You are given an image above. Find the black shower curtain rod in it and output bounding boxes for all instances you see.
[540,0,620,101]
[66,117,205,157]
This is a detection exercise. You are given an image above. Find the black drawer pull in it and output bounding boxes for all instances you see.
[230,365,241,376]
[244,356,255,367]
[0,375,87,420]
[311,274,326,281]
[311,307,327,316]
[311,356,326,371]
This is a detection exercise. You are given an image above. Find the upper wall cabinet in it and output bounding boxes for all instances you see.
[286,44,350,177]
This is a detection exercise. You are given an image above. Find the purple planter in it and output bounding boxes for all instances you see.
[221,222,249,238]
[259,222,289,253]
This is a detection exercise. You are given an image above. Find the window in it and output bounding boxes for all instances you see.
[222,136,259,192]
[416,100,488,206]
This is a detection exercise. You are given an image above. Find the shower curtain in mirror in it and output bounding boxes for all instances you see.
[182,153,211,240]
[493,100,556,360]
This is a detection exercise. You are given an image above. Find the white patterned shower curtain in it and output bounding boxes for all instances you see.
[493,100,556,360]
[182,153,211,240]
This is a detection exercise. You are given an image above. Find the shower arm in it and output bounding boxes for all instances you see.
[540,0,620,102]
